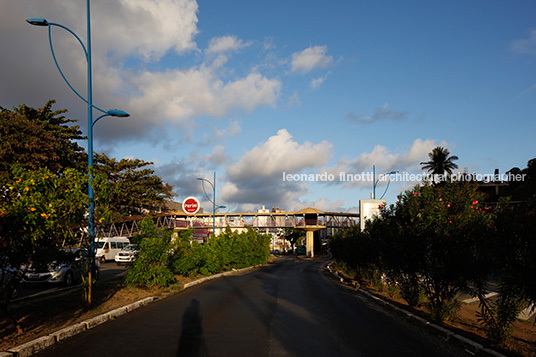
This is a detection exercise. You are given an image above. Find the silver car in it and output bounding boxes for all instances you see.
[114,244,139,265]
[22,248,100,287]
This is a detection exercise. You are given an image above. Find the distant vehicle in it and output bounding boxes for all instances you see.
[114,244,140,265]
[21,248,99,287]
[270,249,280,255]
[95,237,130,263]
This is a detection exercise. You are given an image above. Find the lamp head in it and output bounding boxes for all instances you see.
[26,17,49,26]
[107,109,129,118]
[196,178,203,181]
[388,170,399,175]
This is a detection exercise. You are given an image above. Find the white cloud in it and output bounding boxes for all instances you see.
[286,91,301,108]
[323,138,449,188]
[2,1,282,144]
[189,145,231,167]
[226,129,332,180]
[219,129,333,209]
[310,73,329,89]
[291,45,333,73]
[119,68,281,139]
[107,0,200,61]
[219,179,308,211]
[509,29,536,55]
[285,198,346,213]
[346,103,410,124]
[206,35,250,55]
[211,121,242,141]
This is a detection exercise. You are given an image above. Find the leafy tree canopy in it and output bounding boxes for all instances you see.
[0,100,86,186]
[0,101,176,221]
[283,228,305,251]
[94,153,175,218]
[0,165,88,267]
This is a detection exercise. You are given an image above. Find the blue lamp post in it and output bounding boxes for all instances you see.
[197,172,226,236]
[27,2,128,305]
[372,165,399,200]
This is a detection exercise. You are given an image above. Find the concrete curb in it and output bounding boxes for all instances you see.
[326,263,507,357]
[4,296,155,357]
[182,266,257,290]
[3,266,261,356]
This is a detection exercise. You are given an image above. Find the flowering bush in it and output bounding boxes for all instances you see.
[401,183,494,320]
[331,181,495,321]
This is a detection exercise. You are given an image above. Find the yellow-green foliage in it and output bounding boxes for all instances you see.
[170,226,271,277]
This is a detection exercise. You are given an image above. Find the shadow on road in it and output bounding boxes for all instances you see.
[177,298,208,357]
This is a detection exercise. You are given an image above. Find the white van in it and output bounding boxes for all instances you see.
[95,237,131,263]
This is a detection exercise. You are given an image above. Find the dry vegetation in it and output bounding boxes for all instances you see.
[336,270,536,357]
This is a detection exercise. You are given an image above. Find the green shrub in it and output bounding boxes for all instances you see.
[125,218,175,288]
[169,226,270,277]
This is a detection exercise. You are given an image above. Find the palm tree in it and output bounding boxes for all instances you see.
[420,146,459,176]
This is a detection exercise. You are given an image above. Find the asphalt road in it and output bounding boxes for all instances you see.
[35,256,467,357]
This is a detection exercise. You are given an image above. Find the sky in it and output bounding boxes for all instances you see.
[1,0,535,214]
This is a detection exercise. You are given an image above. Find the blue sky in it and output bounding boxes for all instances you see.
[1,0,535,213]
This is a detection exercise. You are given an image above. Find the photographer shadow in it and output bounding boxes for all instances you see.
[177,298,208,357]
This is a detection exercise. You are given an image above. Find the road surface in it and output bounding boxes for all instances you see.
[36,256,467,356]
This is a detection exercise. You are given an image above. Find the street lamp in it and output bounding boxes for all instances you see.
[372,165,399,200]
[197,172,226,236]
[27,2,128,306]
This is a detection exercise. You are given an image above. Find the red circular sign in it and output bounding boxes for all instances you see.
[182,196,200,214]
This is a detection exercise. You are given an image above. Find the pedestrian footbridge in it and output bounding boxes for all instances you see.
[95,207,359,257]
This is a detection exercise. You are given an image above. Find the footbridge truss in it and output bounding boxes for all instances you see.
[94,207,359,240]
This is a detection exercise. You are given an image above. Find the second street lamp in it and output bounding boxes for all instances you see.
[372,165,399,200]
[197,172,225,236]
[26,3,128,306]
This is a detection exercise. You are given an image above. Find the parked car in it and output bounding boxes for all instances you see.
[95,237,131,263]
[114,244,140,265]
[21,248,99,287]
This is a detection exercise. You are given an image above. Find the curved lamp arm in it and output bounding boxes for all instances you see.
[26,17,107,115]
[197,178,215,205]
[374,170,399,200]
[92,109,130,128]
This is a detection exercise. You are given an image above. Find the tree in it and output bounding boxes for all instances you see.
[420,146,459,178]
[477,196,536,342]
[0,165,88,331]
[0,166,88,254]
[505,158,536,201]
[94,153,175,217]
[331,181,495,322]
[283,228,305,253]
[0,100,86,186]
